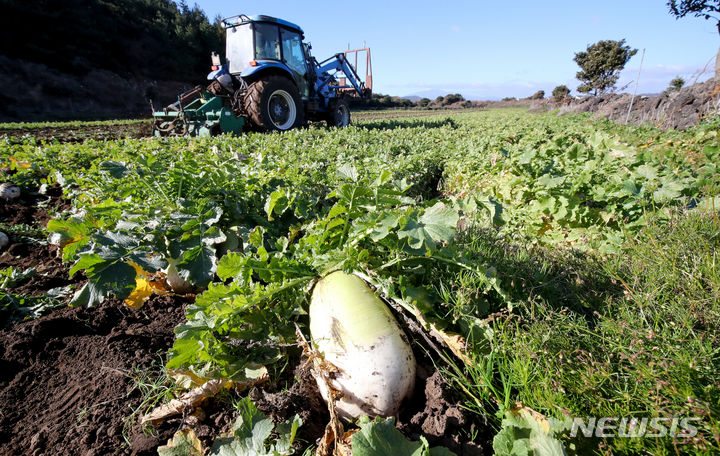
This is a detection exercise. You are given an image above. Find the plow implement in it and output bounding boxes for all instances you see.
[152,86,244,137]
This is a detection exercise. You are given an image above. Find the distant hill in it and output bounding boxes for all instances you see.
[0,0,223,81]
[0,0,222,121]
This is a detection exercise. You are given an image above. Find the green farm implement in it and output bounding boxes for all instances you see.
[152,86,244,137]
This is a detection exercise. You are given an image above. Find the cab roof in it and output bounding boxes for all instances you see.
[222,14,304,35]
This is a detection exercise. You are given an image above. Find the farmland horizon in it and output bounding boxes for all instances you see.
[192,0,718,99]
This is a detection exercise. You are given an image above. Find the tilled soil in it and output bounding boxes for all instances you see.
[0,183,70,226]
[0,294,189,456]
[0,181,189,456]
[0,122,152,143]
[250,351,489,455]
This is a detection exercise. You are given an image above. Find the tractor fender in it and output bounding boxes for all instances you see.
[240,61,295,83]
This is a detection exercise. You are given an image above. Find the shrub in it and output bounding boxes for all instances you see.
[668,76,685,91]
[552,85,570,100]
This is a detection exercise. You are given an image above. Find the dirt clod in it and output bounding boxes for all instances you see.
[254,362,330,446]
[397,370,488,456]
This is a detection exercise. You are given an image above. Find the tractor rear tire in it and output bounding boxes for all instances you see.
[326,98,351,127]
[244,76,304,132]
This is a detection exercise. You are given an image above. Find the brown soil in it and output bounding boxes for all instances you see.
[397,368,488,455]
[0,181,190,456]
[1,183,78,318]
[0,295,189,456]
[0,183,71,227]
[0,122,152,143]
[252,361,331,445]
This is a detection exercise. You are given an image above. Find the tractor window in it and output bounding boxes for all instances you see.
[280,29,309,97]
[226,24,254,74]
[254,23,281,60]
[281,29,306,74]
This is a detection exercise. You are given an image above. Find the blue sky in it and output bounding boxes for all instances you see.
[192,0,719,99]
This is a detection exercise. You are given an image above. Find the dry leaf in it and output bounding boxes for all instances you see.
[141,372,269,426]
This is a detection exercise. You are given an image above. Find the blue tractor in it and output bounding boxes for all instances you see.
[152,14,372,136]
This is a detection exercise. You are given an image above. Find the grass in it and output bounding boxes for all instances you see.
[122,363,180,445]
[445,206,720,455]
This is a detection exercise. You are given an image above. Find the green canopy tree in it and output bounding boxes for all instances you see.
[573,39,638,95]
[667,0,720,80]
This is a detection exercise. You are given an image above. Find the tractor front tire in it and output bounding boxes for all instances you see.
[327,98,351,127]
[244,76,304,132]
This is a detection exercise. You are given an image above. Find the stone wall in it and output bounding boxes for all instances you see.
[532,79,720,130]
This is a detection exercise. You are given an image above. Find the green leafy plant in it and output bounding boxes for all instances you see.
[493,407,568,456]
[209,397,302,456]
[165,169,493,380]
[352,416,456,456]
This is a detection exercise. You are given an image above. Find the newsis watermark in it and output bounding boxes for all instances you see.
[567,416,701,439]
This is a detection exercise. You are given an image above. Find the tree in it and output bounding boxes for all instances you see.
[530,90,545,99]
[442,93,465,105]
[668,76,686,91]
[667,1,720,80]
[417,98,431,108]
[552,85,571,100]
[573,39,638,95]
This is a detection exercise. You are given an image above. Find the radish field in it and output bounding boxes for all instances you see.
[1,109,718,456]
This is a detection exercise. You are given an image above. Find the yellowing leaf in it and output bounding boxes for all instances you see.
[124,276,154,309]
[537,222,552,236]
[157,429,203,456]
[9,157,31,169]
[124,262,167,309]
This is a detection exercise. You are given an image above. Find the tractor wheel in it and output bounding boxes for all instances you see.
[327,98,351,127]
[244,76,304,132]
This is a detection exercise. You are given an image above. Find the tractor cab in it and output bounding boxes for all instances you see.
[220,15,311,98]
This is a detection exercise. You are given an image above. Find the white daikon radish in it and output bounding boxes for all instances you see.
[165,258,193,294]
[0,183,20,200]
[309,271,416,420]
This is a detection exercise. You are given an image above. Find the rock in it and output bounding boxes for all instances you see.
[29,428,46,451]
